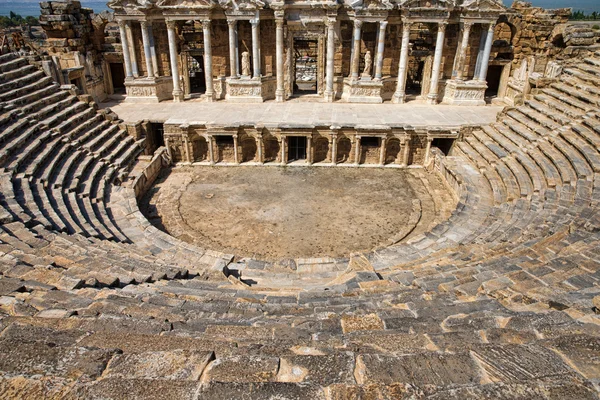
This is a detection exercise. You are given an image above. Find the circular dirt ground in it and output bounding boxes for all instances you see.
[142,166,455,260]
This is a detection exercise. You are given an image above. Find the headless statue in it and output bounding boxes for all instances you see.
[241,51,251,77]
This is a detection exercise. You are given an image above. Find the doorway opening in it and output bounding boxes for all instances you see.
[431,138,454,156]
[293,39,318,96]
[288,136,307,161]
[187,53,206,95]
[406,60,424,95]
[110,62,125,94]
[147,122,165,153]
[485,65,504,98]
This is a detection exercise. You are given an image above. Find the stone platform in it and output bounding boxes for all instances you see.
[102,99,503,129]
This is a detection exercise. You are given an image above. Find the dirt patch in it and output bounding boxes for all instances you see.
[142,166,455,260]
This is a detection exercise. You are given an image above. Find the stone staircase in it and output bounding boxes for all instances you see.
[0,52,599,398]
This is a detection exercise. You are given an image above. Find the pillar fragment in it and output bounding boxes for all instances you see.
[427,22,447,105]
[379,137,386,166]
[166,20,183,102]
[478,23,496,82]
[354,136,361,165]
[374,21,387,80]
[228,20,238,77]
[324,18,336,102]
[350,20,362,79]
[392,22,411,104]
[251,17,261,78]
[140,20,154,78]
[117,20,133,79]
[275,16,285,102]
[125,21,138,77]
[233,135,239,164]
[452,22,472,80]
[202,19,215,101]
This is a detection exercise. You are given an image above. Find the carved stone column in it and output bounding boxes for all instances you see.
[307,136,312,164]
[350,20,362,79]
[140,20,154,78]
[117,20,133,79]
[392,22,411,104]
[228,20,238,77]
[452,22,472,81]
[256,136,264,163]
[280,137,287,164]
[275,15,285,102]
[324,18,336,102]
[166,20,183,102]
[251,17,261,79]
[374,21,388,81]
[424,137,433,165]
[207,135,215,165]
[379,137,386,166]
[331,133,338,165]
[354,136,361,165]
[233,135,239,164]
[474,27,487,78]
[202,19,215,101]
[148,23,159,77]
[402,137,410,166]
[477,23,496,82]
[125,21,138,77]
[427,22,447,105]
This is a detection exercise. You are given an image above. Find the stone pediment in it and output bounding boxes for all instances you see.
[398,0,454,10]
[157,0,216,8]
[107,0,159,10]
[219,0,266,11]
[460,0,505,11]
[346,0,395,11]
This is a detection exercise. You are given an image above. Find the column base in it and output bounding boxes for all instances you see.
[323,90,335,103]
[391,92,406,104]
[172,91,184,102]
[202,92,215,102]
[426,94,438,105]
[341,78,383,104]
[275,89,285,102]
[441,79,487,106]
[125,76,174,103]
[225,76,276,103]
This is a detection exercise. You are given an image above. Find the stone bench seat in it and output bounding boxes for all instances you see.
[572,123,600,150]
[34,182,68,232]
[513,152,546,193]
[20,88,70,115]
[67,191,101,238]
[14,176,53,229]
[0,75,54,103]
[525,98,572,126]
[559,130,600,174]
[23,135,65,177]
[39,101,87,129]
[104,134,134,163]
[542,87,597,113]
[481,125,521,154]
[0,63,37,84]
[40,143,73,184]
[582,114,600,136]
[68,155,96,193]
[78,193,114,240]
[79,160,106,197]
[114,140,143,168]
[54,106,97,135]
[94,128,126,157]
[50,187,86,235]
[0,117,28,145]
[536,140,577,184]
[507,109,552,138]
[84,124,119,153]
[5,82,60,108]
[564,67,600,87]
[547,135,595,179]
[54,149,84,189]
[534,93,586,121]
[0,57,27,74]
[456,141,489,170]
[0,70,46,95]
[551,81,600,108]
[4,130,52,173]
[526,146,561,188]
[576,62,600,79]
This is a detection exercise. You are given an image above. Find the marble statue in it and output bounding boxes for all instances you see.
[241,51,251,77]
[362,50,372,77]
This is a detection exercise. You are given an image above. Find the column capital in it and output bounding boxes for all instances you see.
[227,19,237,26]
[117,19,127,29]
[438,21,448,32]
[166,20,177,30]
[140,20,148,29]
[250,18,260,27]
[353,19,363,29]
[461,21,473,29]
[487,22,496,31]
[325,17,336,28]
[274,10,285,19]
[275,17,284,28]
[201,19,212,28]
[379,20,388,28]
[402,21,412,33]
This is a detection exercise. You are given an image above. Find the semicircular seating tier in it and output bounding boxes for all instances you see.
[1,51,600,398]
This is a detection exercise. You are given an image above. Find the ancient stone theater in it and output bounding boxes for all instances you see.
[0,0,600,397]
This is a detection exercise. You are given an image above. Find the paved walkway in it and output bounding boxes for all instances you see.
[102,98,504,128]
